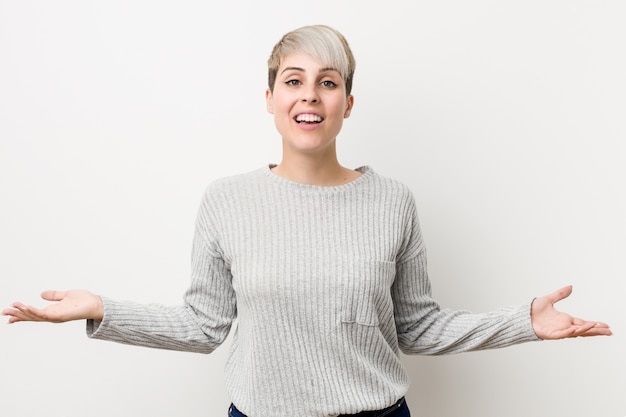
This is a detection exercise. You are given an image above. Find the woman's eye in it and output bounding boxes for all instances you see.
[321,80,337,88]
[285,79,301,86]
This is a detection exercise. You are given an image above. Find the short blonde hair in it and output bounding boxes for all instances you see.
[267,25,356,95]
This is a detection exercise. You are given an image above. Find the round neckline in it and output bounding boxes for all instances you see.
[263,164,373,192]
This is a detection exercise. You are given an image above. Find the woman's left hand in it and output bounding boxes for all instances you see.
[531,286,612,339]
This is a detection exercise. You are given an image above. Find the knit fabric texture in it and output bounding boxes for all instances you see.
[87,166,539,417]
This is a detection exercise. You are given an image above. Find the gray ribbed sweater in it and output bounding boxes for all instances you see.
[87,166,539,417]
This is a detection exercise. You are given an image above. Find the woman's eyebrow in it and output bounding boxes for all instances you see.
[281,66,304,74]
[280,66,340,74]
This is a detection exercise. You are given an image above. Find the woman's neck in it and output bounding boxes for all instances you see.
[270,156,361,186]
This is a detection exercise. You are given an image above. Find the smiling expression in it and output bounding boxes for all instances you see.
[266,52,354,158]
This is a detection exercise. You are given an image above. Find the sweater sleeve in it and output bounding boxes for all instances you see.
[86,189,237,354]
[392,251,539,355]
[391,195,540,355]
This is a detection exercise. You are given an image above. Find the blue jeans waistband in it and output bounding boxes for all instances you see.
[228,397,409,417]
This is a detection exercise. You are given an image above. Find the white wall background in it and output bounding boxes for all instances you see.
[1,1,624,416]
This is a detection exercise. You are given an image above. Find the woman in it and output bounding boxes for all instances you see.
[3,25,611,417]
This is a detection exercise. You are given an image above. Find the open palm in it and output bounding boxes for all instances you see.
[3,290,103,323]
[531,286,611,339]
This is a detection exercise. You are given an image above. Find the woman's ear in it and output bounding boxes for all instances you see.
[344,95,354,118]
[265,88,274,114]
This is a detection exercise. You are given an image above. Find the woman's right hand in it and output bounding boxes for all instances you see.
[3,290,104,323]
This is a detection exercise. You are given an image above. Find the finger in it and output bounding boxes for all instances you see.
[570,321,596,337]
[568,320,615,337]
[7,316,23,324]
[3,307,28,323]
[546,285,573,305]
[11,301,29,312]
[8,303,48,322]
[581,328,613,337]
[5,308,31,323]
[579,322,613,337]
[573,318,610,328]
[2,307,21,322]
[2,306,18,316]
[41,290,66,302]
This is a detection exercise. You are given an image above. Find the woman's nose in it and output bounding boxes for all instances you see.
[300,87,319,103]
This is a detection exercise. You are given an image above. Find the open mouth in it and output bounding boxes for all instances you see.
[295,113,323,124]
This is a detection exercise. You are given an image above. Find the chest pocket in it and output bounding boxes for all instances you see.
[340,260,396,327]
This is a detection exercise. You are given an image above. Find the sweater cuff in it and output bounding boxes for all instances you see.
[521,300,542,342]
[85,296,116,339]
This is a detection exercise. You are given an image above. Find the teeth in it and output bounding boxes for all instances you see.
[296,114,322,123]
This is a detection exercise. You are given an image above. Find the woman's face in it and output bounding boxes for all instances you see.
[266,52,354,159]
